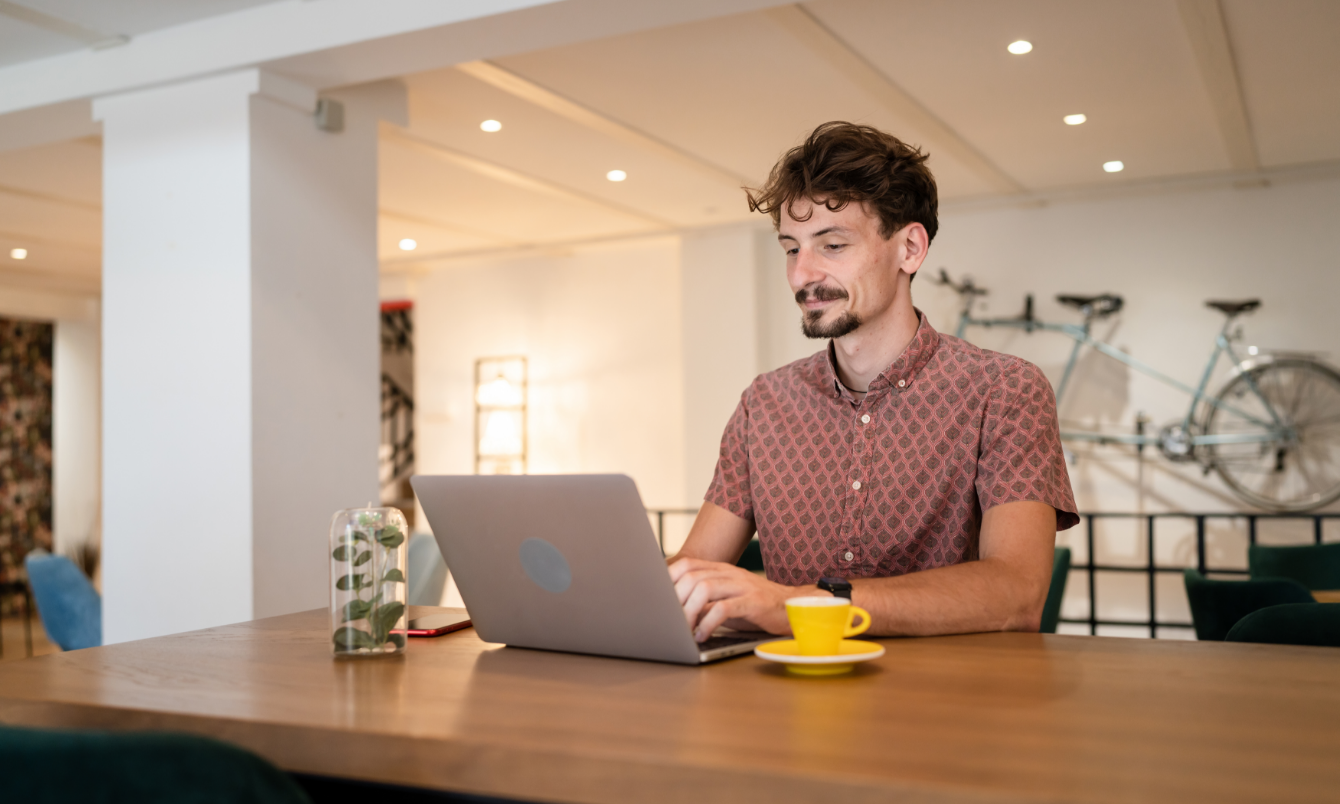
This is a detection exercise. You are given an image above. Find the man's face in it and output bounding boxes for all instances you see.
[778,199,907,339]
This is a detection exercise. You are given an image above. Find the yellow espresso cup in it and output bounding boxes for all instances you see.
[785,596,871,656]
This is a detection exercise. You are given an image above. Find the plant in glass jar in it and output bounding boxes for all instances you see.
[329,507,408,656]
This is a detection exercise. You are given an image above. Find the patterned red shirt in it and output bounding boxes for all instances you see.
[706,311,1078,586]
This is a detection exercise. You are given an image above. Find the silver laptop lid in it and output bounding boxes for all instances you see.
[411,474,705,664]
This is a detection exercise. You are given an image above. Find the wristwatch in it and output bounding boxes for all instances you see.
[817,576,853,600]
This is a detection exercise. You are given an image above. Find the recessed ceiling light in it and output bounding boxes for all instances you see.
[10,248,26,260]
[1007,40,1033,55]
[399,239,417,251]
[1064,114,1087,126]
[480,119,502,133]
[1103,161,1124,173]
[606,170,627,182]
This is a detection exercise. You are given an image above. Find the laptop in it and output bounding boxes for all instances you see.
[410,473,771,664]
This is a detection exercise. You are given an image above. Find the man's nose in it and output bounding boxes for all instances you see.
[789,247,825,290]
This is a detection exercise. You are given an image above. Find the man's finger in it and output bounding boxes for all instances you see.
[695,597,743,641]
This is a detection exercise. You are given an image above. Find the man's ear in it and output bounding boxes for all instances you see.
[898,222,930,278]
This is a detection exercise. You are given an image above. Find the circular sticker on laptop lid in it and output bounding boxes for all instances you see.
[518,537,572,593]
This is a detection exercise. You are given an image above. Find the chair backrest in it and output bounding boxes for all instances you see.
[1039,547,1071,633]
[736,538,764,572]
[406,532,449,607]
[0,724,311,803]
[1183,568,1314,641]
[25,553,101,650]
[1225,602,1340,647]
[1248,542,1340,591]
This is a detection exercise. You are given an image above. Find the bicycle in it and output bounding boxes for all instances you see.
[936,269,1340,512]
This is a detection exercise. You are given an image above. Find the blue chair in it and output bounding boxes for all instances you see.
[25,553,101,650]
[1040,547,1071,634]
[1183,569,1314,641]
[406,533,448,607]
[1225,602,1340,647]
[1248,542,1340,591]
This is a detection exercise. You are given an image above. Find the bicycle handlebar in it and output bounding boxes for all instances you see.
[936,268,987,297]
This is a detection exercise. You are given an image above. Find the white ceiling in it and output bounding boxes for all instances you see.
[0,0,280,68]
[2,0,1339,287]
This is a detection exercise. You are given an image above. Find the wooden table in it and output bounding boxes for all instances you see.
[1313,590,1340,603]
[1,607,1338,804]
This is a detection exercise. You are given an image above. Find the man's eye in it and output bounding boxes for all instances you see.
[785,247,799,256]
[825,243,846,251]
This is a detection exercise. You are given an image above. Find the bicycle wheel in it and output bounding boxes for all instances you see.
[1202,359,1340,511]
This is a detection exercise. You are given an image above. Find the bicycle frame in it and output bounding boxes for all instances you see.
[953,305,1290,449]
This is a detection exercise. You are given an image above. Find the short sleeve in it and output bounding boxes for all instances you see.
[704,393,755,524]
[976,361,1079,531]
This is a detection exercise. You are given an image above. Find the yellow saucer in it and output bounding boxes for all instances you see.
[754,639,885,676]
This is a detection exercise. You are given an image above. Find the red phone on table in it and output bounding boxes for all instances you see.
[406,608,472,637]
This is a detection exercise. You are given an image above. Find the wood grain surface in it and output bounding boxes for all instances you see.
[1,606,1337,804]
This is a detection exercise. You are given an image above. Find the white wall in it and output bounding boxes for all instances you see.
[413,236,686,511]
[53,312,101,559]
[399,174,1340,635]
[921,173,1340,514]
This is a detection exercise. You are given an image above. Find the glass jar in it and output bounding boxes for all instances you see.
[329,506,408,657]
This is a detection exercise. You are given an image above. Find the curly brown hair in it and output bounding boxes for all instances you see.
[746,122,938,248]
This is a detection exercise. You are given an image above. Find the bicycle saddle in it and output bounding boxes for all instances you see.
[1205,299,1260,316]
[1056,294,1124,317]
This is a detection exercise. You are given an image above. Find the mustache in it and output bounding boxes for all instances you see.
[795,285,850,304]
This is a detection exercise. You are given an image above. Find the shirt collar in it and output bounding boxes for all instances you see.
[825,308,941,401]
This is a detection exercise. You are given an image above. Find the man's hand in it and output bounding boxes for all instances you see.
[668,557,812,641]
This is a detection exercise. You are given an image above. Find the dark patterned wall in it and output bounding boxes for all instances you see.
[0,318,53,612]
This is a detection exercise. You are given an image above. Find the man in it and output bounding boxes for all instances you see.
[669,122,1078,641]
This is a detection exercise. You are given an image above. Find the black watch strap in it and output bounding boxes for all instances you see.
[818,576,853,599]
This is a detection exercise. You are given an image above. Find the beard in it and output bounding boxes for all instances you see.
[797,285,862,339]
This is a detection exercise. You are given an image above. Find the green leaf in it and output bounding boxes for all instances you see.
[370,602,405,644]
[381,568,405,583]
[342,599,373,623]
[335,573,368,591]
[332,545,351,561]
[352,551,372,567]
[376,526,405,549]
[332,627,377,651]
[341,530,368,543]
[388,634,406,649]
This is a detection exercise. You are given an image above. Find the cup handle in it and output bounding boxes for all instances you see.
[844,606,872,638]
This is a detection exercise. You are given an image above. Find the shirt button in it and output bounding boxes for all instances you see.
[843,551,854,561]
[897,379,907,388]
[852,480,861,490]
[861,414,871,424]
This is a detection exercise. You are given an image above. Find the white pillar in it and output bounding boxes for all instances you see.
[95,70,405,643]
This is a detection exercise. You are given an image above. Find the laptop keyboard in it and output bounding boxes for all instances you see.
[697,633,768,652]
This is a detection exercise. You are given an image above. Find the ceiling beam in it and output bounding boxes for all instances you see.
[382,128,676,230]
[0,183,100,212]
[1175,0,1259,172]
[379,208,521,247]
[456,60,753,188]
[0,1,126,49]
[766,4,1023,195]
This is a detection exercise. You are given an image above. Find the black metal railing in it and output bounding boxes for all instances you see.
[1064,512,1339,637]
[646,508,1340,639]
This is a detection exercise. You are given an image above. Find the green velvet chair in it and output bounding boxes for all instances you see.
[1040,547,1071,634]
[1225,602,1340,647]
[736,538,764,572]
[1183,568,1314,641]
[0,724,311,803]
[1248,542,1340,591]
